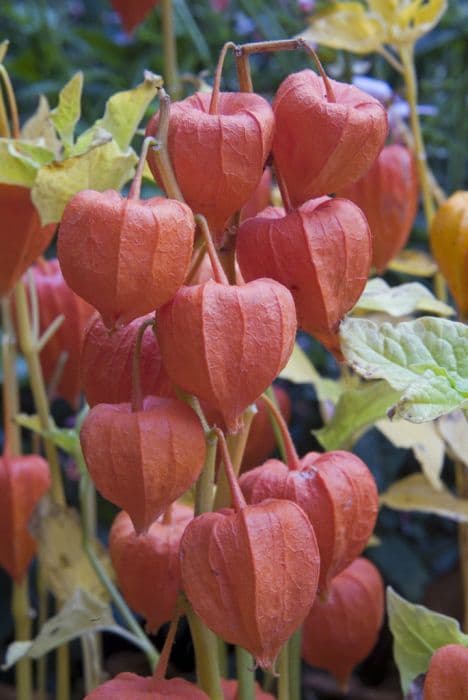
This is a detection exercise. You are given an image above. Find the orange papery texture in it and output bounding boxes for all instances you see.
[0,454,50,581]
[157,279,297,433]
[0,184,56,297]
[180,499,320,669]
[236,198,371,354]
[272,70,388,206]
[221,679,275,699]
[109,504,192,633]
[57,190,195,329]
[110,0,158,33]
[29,258,94,407]
[430,191,468,316]
[85,673,209,699]
[302,557,384,687]
[337,144,419,273]
[146,92,274,245]
[240,167,272,223]
[240,450,378,593]
[80,313,172,407]
[80,397,206,533]
[423,644,468,700]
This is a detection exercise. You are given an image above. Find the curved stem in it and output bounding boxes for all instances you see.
[131,317,155,412]
[260,392,301,470]
[128,137,157,200]
[160,0,181,99]
[209,42,236,115]
[12,577,32,700]
[213,405,256,510]
[234,48,253,93]
[150,89,185,202]
[195,215,229,285]
[273,162,292,213]
[298,39,336,103]
[154,602,182,680]
[195,431,218,516]
[185,242,207,285]
[213,427,247,512]
[0,64,19,137]
[236,646,255,700]
[1,296,21,456]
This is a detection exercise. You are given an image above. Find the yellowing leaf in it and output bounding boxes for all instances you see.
[375,418,445,489]
[380,473,468,521]
[299,2,385,54]
[31,140,137,225]
[50,72,83,154]
[353,278,454,318]
[280,343,341,404]
[21,95,61,157]
[387,249,438,278]
[0,40,9,64]
[438,410,468,466]
[0,138,55,187]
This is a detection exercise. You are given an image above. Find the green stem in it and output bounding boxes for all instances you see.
[236,646,255,700]
[195,431,218,516]
[184,599,223,700]
[160,0,181,98]
[278,642,290,700]
[12,577,32,700]
[289,628,302,700]
[1,296,21,455]
[213,405,256,510]
[36,565,48,700]
[56,645,70,700]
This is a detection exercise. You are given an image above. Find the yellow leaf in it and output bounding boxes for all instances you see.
[387,249,438,277]
[0,40,9,64]
[299,3,385,54]
[280,343,341,404]
[31,140,137,225]
[438,411,468,466]
[414,0,448,35]
[375,418,445,490]
[49,72,83,153]
[380,473,468,521]
[21,95,61,158]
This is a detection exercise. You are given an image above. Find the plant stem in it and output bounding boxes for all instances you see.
[56,645,70,700]
[184,599,224,700]
[236,646,255,700]
[213,405,256,510]
[154,602,181,680]
[128,136,157,200]
[12,577,32,700]
[1,296,21,455]
[0,63,19,137]
[160,0,181,99]
[36,565,48,700]
[150,88,184,202]
[455,460,468,631]
[214,427,246,512]
[278,642,290,700]
[131,318,155,412]
[210,42,236,114]
[234,49,253,92]
[289,628,302,700]
[195,214,229,285]
[261,391,300,469]
[195,431,218,516]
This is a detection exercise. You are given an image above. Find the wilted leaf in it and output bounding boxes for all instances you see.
[21,95,61,157]
[387,250,438,278]
[31,140,137,225]
[0,139,55,187]
[280,343,341,403]
[314,379,400,450]
[438,410,468,466]
[380,473,468,521]
[299,2,385,54]
[2,589,145,669]
[340,317,468,422]
[387,587,468,694]
[36,504,113,603]
[49,72,83,154]
[376,419,445,490]
[353,278,454,318]
[74,72,162,155]
[16,414,80,456]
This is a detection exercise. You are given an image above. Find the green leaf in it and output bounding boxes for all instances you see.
[74,71,162,155]
[340,317,468,422]
[353,278,454,318]
[15,413,80,455]
[387,587,468,693]
[0,138,55,187]
[280,343,341,403]
[2,590,145,669]
[50,72,83,154]
[314,379,401,450]
[380,473,468,521]
[31,140,137,225]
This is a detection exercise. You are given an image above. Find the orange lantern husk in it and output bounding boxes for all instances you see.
[0,454,51,581]
[80,396,206,533]
[423,644,468,700]
[80,312,172,407]
[30,258,94,407]
[430,191,468,317]
[109,504,193,632]
[337,144,419,273]
[156,278,297,434]
[146,92,274,246]
[302,557,384,688]
[57,190,195,329]
[0,184,56,298]
[84,672,209,699]
[240,167,273,223]
[272,69,388,206]
[236,198,372,355]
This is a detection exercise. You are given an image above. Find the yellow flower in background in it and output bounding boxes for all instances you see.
[300,0,448,53]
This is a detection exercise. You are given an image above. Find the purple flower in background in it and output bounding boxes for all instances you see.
[352,76,393,104]
[298,0,315,12]
[211,0,230,11]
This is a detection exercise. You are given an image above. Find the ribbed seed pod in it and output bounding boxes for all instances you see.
[337,144,419,273]
[85,672,209,699]
[273,69,388,206]
[236,198,371,353]
[424,644,468,700]
[146,92,274,245]
[0,454,50,581]
[302,558,384,687]
[80,397,206,533]
[157,279,297,433]
[80,313,172,407]
[0,184,56,297]
[58,190,195,329]
[31,258,94,407]
[430,191,468,316]
[109,504,193,632]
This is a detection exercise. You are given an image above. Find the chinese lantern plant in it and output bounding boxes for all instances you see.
[423,645,468,700]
